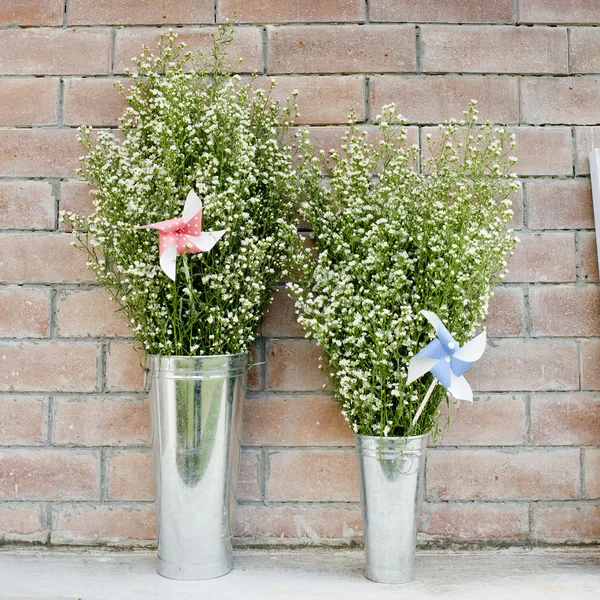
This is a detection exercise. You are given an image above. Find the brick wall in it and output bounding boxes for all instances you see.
[1,0,599,547]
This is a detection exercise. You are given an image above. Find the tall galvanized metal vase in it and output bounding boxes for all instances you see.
[355,433,427,584]
[147,354,247,580]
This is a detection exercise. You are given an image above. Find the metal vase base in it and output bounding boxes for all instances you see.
[148,354,247,581]
[355,433,427,585]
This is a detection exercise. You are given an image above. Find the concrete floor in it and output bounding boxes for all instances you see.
[0,548,599,600]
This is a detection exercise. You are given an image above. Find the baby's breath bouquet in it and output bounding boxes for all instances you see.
[67,27,307,357]
[290,103,519,438]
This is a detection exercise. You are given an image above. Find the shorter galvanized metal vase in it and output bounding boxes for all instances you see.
[147,354,247,580]
[355,433,427,584]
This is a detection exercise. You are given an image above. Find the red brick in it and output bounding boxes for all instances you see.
[427,448,580,501]
[527,180,593,230]
[532,502,600,542]
[266,449,359,501]
[0,235,92,283]
[63,78,128,127]
[421,26,568,74]
[57,288,131,338]
[51,503,156,545]
[261,288,304,337]
[55,396,149,446]
[268,25,415,74]
[0,29,110,75]
[531,393,600,446]
[235,505,362,539]
[484,287,524,337]
[370,0,514,23]
[0,0,63,26]
[218,0,364,23]
[511,128,572,177]
[585,448,600,499]
[0,78,58,126]
[571,28,600,74]
[505,232,575,283]
[370,75,518,124]
[246,343,262,391]
[0,129,81,178]
[0,396,46,445]
[469,340,579,392]
[522,78,600,125]
[239,451,261,501]
[530,286,600,336]
[580,233,599,283]
[0,181,56,230]
[420,503,529,541]
[439,395,526,446]
[0,503,46,543]
[0,288,50,338]
[60,181,95,231]
[114,27,263,74]
[266,339,328,391]
[106,342,146,391]
[0,449,99,500]
[581,340,600,390]
[68,0,212,25]
[106,450,153,501]
[244,395,353,446]
[0,342,98,392]
[520,0,600,24]
[574,126,600,175]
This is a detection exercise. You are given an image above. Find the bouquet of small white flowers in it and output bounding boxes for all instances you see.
[290,102,519,437]
[66,27,308,357]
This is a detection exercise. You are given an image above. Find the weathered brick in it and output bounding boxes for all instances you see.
[106,342,145,391]
[0,504,47,543]
[261,288,304,337]
[0,449,99,500]
[420,503,529,541]
[218,0,364,23]
[421,26,568,74]
[571,28,600,74]
[0,0,63,26]
[63,78,128,127]
[0,182,55,231]
[530,286,600,337]
[51,503,156,545]
[370,75,518,124]
[0,235,92,283]
[469,340,579,392]
[574,126,600,175]
[484,287,525,337]
[439,395,526,446]
[0,396,46,445]
[581,340,600,390]
[505,232,575,283]
[57,288,131,338]
[370,0,514,23]
[522,78,600,125]
[0,288,50,338]
[106,450,153,501]
[114,27,263,74]
[59,181,95,231]
[68,0,212,25]
[532,502,600,542]
[246,342,262,391]
[243,395,353,446]
[511,128,572,177]
[520,0,600,24]
[235,505,362,539]
[580,233,599,283]
[268,25,415,74]
[0,29,110,75]
[527,180,593,230]
[239,451,261,501]
[585,448,600,499]
[55,397,149,446]
[531,393,600,446]
[266,339,328,391]
[0,129,81,178]
[0,78,58,126]
[266,450,358,501]
[0,342,98,392]
[427,448,580,501]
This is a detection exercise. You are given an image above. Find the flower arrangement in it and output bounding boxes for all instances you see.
[290,102,519,438]
[65,27,307,357]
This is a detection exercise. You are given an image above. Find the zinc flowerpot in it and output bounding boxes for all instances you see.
[355,433,428,584]
[147,353,247,580]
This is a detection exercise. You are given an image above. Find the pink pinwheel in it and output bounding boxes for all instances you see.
[137,190,225,281]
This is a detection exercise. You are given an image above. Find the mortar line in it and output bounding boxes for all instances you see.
[364,0,370,23]
[415,25,422,74]
[261,26,268,75]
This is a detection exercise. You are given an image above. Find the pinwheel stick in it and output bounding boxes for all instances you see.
[411,378,438,427]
